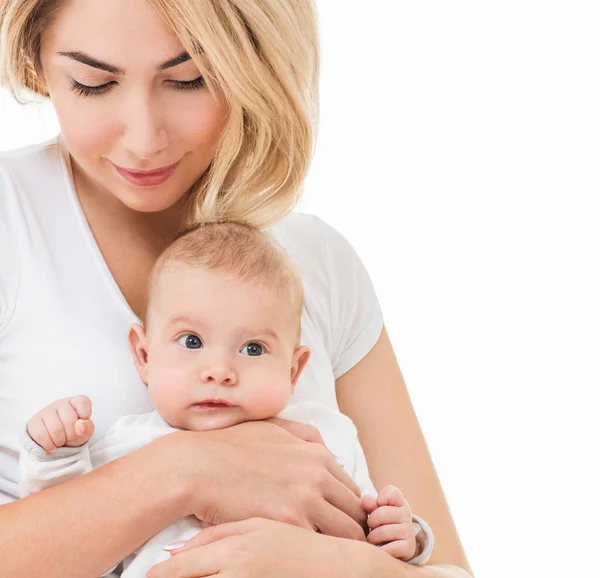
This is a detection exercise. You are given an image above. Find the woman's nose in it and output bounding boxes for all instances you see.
[120,91,169,161]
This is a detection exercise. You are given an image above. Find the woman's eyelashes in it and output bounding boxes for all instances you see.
[176,334,265,357]
[69,76,206,98]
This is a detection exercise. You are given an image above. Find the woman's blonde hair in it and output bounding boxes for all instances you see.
[0,0,320,228]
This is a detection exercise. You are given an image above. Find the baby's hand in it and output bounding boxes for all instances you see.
[26,395,95,453]
[362,485,418,561]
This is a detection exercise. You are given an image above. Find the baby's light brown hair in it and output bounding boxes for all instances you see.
[144,221,304,343]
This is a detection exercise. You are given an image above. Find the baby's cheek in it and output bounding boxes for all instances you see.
[244,380,292,419]
[147,363,190,421]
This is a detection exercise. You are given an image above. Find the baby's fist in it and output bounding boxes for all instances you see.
[362,485,418,561]
[26,395,95,453]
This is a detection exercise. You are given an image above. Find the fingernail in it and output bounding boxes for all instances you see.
[162,540,188,551]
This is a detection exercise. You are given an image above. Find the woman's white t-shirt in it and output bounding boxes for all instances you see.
[0,135,384,504]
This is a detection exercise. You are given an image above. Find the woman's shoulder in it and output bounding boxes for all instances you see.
[272,211,383,380]
[0,135,62,189]
[269,211,344,267]
[269,211,369,287]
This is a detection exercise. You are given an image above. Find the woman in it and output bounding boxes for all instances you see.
[0,0,473,576]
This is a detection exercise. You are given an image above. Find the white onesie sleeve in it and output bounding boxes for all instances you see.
[315,217,384,379]
[18,429,93,498]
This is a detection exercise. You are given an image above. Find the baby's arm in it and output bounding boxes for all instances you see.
[19,396,96,497]
[362,485,434,565]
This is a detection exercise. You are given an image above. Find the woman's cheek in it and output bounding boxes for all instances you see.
[55,98,116,158]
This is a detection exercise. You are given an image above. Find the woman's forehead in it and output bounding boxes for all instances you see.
[43,0,188,69]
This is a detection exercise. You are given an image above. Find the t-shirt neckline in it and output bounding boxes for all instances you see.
[55,133,142,324]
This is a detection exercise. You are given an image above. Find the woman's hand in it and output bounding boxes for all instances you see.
[156,419,368,540]
[147,517,401,578]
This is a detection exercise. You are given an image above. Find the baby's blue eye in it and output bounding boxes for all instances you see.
[177,334,203,349]
[241,343,264,356]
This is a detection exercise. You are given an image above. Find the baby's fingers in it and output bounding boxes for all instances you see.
[377,485,407,508]
[26,418,57,453]
[379,538,418,560]
[367,522,414,547]
[69,395,92,420]
[74,419,95,440]
[368,505,411,530]
[43,409,69,449]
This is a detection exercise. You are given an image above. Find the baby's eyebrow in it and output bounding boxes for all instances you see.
[57,50,193,75]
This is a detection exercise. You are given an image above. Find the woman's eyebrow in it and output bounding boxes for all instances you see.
[56,51,193,74]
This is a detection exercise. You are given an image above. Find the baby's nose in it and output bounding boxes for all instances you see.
[200,364,237,386]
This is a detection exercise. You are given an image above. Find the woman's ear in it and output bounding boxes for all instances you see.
[290,345,311,391]
[128,323,149,385]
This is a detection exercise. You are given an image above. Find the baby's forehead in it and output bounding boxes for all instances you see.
[147,263,301,332]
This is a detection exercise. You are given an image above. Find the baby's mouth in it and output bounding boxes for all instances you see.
[192,399,235,410]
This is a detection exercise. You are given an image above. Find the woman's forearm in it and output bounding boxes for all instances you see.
[403,564,473,578]
[0,441,190,578]
[373,558,474,578]
[361,544,473,578]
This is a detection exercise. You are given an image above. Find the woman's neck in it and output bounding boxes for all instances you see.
[72,158,187,254]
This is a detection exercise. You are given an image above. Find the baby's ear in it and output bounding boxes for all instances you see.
[290,345,311,391]
[128,324,149,385]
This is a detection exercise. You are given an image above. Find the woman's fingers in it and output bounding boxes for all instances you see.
[148,537,238,578]
[266,417,326,445]
[322,452,362,499]
[167,518,265,555]
[270,418,363,499]
[361,494,378,515]
[312,499,367,541]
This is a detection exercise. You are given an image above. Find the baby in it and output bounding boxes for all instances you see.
[19,221,433,575]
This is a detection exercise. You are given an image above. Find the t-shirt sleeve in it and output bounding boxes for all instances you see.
[315,216,384,380]
[0,166,20,335]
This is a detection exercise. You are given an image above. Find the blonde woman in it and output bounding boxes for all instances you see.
[0,1,472,577]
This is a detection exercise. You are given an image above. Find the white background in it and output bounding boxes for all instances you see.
[1,2,599,576]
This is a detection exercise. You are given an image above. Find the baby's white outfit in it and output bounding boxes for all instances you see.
[19,401,434,576]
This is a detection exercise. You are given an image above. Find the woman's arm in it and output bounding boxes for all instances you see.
[0,439,189,578]
[336,326,474,577]
[0,419,367,578]
[147,517,474,578]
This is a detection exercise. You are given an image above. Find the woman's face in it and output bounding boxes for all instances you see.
[38,0,230,213]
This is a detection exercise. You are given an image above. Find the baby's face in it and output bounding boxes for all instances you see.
[135,263,305,431]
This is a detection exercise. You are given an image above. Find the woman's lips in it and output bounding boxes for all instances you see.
[112,160,180,187]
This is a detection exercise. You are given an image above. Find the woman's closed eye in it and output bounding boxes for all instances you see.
[240,342,264,357]
[69,76,206,98]
[177,334,203,349]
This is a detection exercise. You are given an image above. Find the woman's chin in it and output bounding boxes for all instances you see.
[114,184,187,214]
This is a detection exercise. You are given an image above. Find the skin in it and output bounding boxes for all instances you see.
[2,0,474,575]
[129,264,311,431]
[37,0,230,319]
[25,264,421,563]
